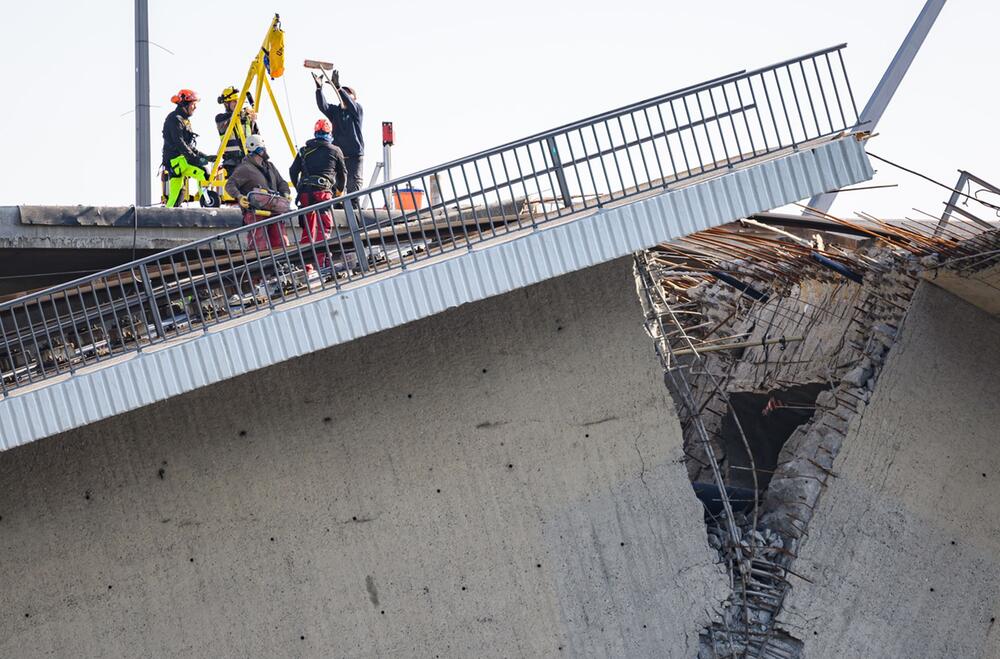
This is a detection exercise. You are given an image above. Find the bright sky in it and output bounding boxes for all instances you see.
[3,0,998,222]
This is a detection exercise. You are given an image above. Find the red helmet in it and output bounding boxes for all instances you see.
[171,89,200,104]
[314,118,332,134]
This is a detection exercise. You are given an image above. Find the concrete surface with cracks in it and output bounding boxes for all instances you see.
[0,257,726,658]
[779,282,1000,658]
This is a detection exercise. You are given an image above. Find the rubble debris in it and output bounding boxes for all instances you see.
[636,219,1000,658]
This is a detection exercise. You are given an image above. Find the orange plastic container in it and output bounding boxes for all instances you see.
[392,188,424,210]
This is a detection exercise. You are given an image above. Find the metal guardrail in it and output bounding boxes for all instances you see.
[0,45,859,396]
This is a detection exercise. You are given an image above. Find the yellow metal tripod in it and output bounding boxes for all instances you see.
[207,14,297,200]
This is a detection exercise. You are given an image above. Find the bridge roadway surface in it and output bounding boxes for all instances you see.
[0,135,873,451]
[0,205,412,297]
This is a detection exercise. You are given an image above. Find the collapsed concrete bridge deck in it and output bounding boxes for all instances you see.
[0,144,874,452]
[0,136,872,451]
[0,45,870,453]
[8,44,997,658]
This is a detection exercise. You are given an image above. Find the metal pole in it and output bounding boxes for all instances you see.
[342,202,368,273]
[359,163,384,210]
[545,136,573,208]
[428,173,441,208]
[805,0,946,216]
[383,144,393,210]
[935,170,969,236]
[381,122,394,209]
[134,0,151,206]
[139,264,165,340]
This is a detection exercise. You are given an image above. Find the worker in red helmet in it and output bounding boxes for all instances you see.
[289,119,347,271]
[162,89,214,207]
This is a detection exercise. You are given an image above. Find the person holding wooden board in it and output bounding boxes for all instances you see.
[314,69,365,195]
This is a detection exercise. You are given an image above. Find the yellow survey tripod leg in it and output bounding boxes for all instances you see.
[209,14,297,185]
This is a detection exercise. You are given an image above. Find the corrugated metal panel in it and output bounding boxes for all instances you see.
[0,137,873,452]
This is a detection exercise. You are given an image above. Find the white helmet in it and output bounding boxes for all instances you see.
[246,135,266,154]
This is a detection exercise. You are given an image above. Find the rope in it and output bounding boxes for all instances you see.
[281,74,299,146]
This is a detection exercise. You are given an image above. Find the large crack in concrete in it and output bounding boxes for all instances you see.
[633,223,1000,657]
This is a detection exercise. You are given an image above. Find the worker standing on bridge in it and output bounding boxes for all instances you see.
[215,86,259,177]
[162,89,214,207]
[289,119,346,270]
[225,135,291,251]
[315,70,364,194]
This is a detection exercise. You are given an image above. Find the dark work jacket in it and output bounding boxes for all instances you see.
[224,156,290,199]
[161,106,207,166]
[315,88,364,157]
[215,108,259,168]
[289,138,347,193]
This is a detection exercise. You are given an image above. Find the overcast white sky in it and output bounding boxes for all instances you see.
[2,0,997,221]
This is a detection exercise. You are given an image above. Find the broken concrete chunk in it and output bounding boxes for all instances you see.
[920,254,940,268]
[871,323,898,349]
[819,411,850,435]
[866,341,888,363]
[815,389,837,410]
[842,365,873,388]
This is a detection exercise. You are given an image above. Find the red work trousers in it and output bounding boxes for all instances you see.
[243,210,289,252]
[298,190,335,268]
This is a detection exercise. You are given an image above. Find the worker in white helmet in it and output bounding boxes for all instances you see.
[225,135,291,251]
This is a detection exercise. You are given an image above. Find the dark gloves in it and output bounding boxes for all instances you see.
[312,72,323,89]
[330,69,341,89]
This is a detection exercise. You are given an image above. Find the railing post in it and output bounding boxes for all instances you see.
[545,136,573,209]
[0,322,9,397]
[343,202,368,274]
[934,170,970,237]
[139,264,165,341]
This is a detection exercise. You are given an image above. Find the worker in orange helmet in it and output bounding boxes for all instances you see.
[289,118,347,271]
[161,89,214,207]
